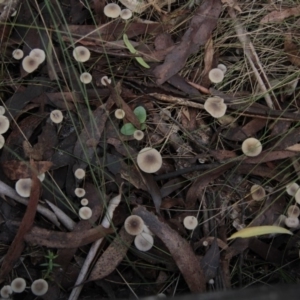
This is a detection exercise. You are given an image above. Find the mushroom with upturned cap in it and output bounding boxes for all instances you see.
[104,3,121,18]
[22,56,39,73]
[12,49,24,60]
[208,68,224,83]
[241,137,262,157]
[287,205,300,218]
[80,72,92,84]
[115,108,125,119]
[204,97,227,118]
[133,130,144,141]
[79,206,92,220]
[31,279,48,296]
[50,109,64,124]
[137,147,162,173]
[183,216,198,230]
[0,115,9,134]
[11,277,26,293]
[73,46,91,62]
[29,48,46,64]
[250,184,266,201]
[15,178,32,197]
[124,215,144,235]
[134,232,154,251]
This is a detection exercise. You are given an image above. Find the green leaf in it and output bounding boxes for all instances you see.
[134,106,147,123]
[227,225,293,240]
[135,57,150,69]
[123,34,150,69]
[123,33,137,54]
[140,123,146,130]
[121,123,136,135]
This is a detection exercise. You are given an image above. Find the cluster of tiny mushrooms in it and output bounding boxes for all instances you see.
[2,3,279,296]
[1,278,48,298]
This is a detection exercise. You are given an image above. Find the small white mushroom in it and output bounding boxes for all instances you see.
[74,168,86,180]
[204,97,227,118]
[0,115,9,134]
[80,72,92,84]
[133,130,144,141]
[241,138,262,157]
[0,105,5,115]
[0,285,12,298]
[15,178,32,197]
[250,184,266,201]
[31,279,48,296]
[0,134,5,149]
[101,76,112,86]
[75,188,86,198]
[104,3,121,18]
[208,68,224,83]
[120,8,133,20]
[217,63,227,74]
[11,277,26,293]
[29,48,46,64]
[183,216,198,230]
[124,215,144,236]
[114,108,125,119]
[285,217,300,229]
[80,198,89,206]
[50,109,63,124]
[286,182,299,196]
[22,56,39,73]
[79,206,93,220]
[137,147,162,173]
[287,205,300,218]
[134,232,154,251]
[12,49,24,60]
[73,46,91,62]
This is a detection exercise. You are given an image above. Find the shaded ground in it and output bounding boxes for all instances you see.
[1,0,300,299]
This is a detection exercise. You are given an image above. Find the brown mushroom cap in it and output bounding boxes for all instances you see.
[79,206,92,220]
[183,216,198,230]
[241,137,262,157]
[31,279,48,296]
[134,232,154,251]
[285,216,299,229]
[208,68,224,83]
[80,72,92,84]
[11,277,26,293]
[12,49,24,60]
[133,130,144,141]
[50,109,63,124]
[0,115,9,134]
[204,97,227,118]
[286,182,299,196]
[29,48,46,64]
[124,215,144,235]
[22,56,39,73]
[137,147,162,173]
[104,3,121,18]
[15,178,32,197]
[287,205,300,218]
[73,46,91,62]
[250,184,266,201]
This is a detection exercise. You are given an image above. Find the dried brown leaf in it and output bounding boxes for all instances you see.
[133,206,206,292]
[260,5,300,24]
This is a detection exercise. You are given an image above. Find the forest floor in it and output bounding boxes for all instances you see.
[0,0,300,299]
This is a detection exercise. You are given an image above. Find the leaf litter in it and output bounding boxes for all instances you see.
[0,0,300,298]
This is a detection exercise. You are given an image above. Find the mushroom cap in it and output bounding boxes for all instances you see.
[0,105,5,115]
[104,3,121,18]
[15,178,32,197]
[133,130,144,141]
[137,147,162,173]
[22,55,39,73]
[285,216,300,229]
[1,285,12,298]
[12,49,24,60]
[0,115,9,134]
[29,48,46,64]
[241,137,262,157]
[73,46,91,62]
[50,109,64,124]
[217,63,227,74]
[250,184,266,201]
[11,277,26,293]
[80,198,89,206]
[124,215,144,235]
[183,216,198,230]
[80,72,92,84]
[100,76,112,86]
[79,206,92,220]
[114,108,125,119]
[31,279,48,296]
[75,168,86,179]
[286,182,299,196]
[75,188,86,198]
[37,173,45,182]
[208,68,224,83]
[287,205,300,218]
[0,134,5,149]
[134,232,154,251]
[273,214,287,227]
[120,8,133,20]
[204,97,227,118]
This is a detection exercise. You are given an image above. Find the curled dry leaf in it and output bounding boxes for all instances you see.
[24,225,114,248]
[260,5,300,24]
[132,206,206,293]
[88,227,134,281]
